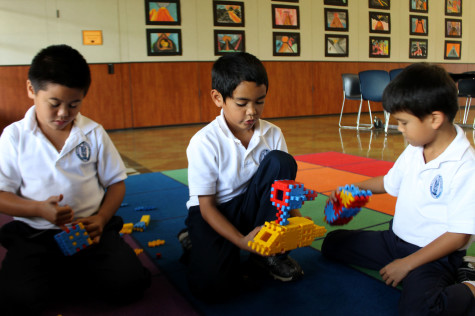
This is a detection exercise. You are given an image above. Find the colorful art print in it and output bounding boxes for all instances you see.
[213,1,245,27]
[272,4,300,29]
[409,15,428,36]
[410,0,428,13]
[369,12,390,33]
[445,0,461,16]
[146,29,182,56]
[445,18,462,37]
[409,38,428,59]
[324,0,348,6]
[214,30,245,55]
[273,32,300,56]
[369,0,390,10]
[369,36,390,58]
[145,1,181,25]
[444,40,461,60]
[325,34,348,57]
[324,8,349,32]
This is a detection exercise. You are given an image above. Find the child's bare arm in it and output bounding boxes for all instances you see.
[328,176,386,203]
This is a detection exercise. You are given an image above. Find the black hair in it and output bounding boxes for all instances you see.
[28,44,91,95]
[382,63,458,122]
[211,52,268,101]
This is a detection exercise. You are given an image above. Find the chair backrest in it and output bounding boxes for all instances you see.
[341,73,361,100]
[389,68,403,81]
[358,70,390,102]
[458,78,475,98]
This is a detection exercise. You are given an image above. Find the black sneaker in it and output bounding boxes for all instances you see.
[250,254,304,282]
[177,228,191,264]
[457,261,475,283]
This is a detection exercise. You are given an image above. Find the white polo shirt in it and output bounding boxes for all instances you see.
[186,111,287,209]
[384,125,475,249]
[0,106,127,230]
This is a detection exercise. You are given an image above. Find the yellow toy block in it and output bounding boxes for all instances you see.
[140,215,151,226]
[134,248,144,255]
[120,223,134,234]
[248,217,327,256]
[133,215,151,232]
[148,239,165,247]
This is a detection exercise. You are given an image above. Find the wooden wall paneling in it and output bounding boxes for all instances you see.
[129,62,201,128]
[0,66,31,131]
[262,61,314,119]
[82,64,133,130]
[197,62,218,123]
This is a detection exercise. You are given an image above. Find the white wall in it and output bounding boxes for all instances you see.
[0,0,472,65]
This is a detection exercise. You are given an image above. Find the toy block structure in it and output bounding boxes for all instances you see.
[324,184,372,225]
[119,223,134,235]
[249,180,326,256]
[148,239,165,247]
[54,223,93,256]
[134,206,157,212]
[133,215,151,232]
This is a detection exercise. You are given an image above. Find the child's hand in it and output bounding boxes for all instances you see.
[242,226,263,255]
[328,189,340,203]
[379,258,410,287]
[75,214,107,244]
[41,194,74,227]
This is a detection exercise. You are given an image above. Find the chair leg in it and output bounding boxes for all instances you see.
[339,93,346,128]
[463,98,470,124]
[384,111,390,134]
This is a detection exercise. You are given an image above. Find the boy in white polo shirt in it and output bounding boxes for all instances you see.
[0,45,150,315]
[322,63,475,315]
[181,52,305,301]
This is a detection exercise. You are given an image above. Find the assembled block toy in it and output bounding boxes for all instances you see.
[249,180,326,256]
[119,223,134,235]
[148,239,165,247]
[324,184,372,225]
[133,215,151,232]
[54,223,93,256]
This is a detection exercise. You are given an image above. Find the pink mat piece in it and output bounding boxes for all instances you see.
[295,151,374,167]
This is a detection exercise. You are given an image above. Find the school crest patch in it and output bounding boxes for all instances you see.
[75,142,91,162]
[430,175,443,199]
[259,149,270,163]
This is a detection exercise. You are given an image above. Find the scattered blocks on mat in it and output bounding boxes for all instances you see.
[134,248,144,255]
[54,223,93,256]
[120,202,129,207]
[120,223,134,235]
[148,239,165,247]
[324,184,372,225]
[135,206,157,212]
[134,215,151,232]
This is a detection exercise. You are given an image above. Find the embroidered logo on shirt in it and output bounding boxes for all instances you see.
[75,142,91,162]
[430,175,443,199]
[259,149,270,163]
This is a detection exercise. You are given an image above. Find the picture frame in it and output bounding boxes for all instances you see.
[273,32,300,56]
[445,0,462,16]
[444,40,461,60]
[146,29,182,56]
[324,8,349,32]
[409,38,428,59]
[369,36,390,58]
[369,0,390,10]
[272,4,300,29]
[213,1,245,27]
[409,0,428,13]
[410,15,428,36]
[445,18,462,37]
[145,0,181,25]
[325,34,349,57]
[324,0,348,6]
[369,12,390,33]
[214,30,245,55]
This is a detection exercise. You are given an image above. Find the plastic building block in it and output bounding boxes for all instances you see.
[248,217,327,256]
[324,184,372,225]
[54,223,93,256]
[133,215,151,232]
[156,253,162,259]
[148,239,165,247]
[134,206,157,212]
[120,203,129,207]
[119,223,134,235]
[134,248,144,255]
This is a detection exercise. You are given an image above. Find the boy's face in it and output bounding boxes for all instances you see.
[27,81,85,133]
[393,111,436,147]
[211,81,266,135]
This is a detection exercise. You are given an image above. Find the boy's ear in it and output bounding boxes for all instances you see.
[26,80,36,99]
[430,111,446,129]
[210,89,224,108]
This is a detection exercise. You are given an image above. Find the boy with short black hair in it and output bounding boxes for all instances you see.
[182,52,304,300]
[0,44,150,315]
[322,63,475,315]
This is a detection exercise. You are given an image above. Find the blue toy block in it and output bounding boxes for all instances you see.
[54,223,93,256]
[134,206,157,212]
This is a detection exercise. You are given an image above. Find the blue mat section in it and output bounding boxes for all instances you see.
[118,172,400,315]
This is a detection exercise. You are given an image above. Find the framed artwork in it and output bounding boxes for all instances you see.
[369,12,390,33]
[409,38,428,59]
[324,8,348,32]
[145,1,181,25]
[410,15,428,36]
[445,18,462,37]
[273,32,300,56]
[214,30,245,55]
[445,0,462,16]
[324,0,348,6]
[369,0,390,10]
[325,34,348,57]
[272,4,300,29]
[444,40,461,60]
[410,0,428,13]
[369,36,390,58]
[146,29,182,56]
[213,1,245,27]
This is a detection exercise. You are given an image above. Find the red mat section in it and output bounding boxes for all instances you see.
[332,160,394,177]
[295,151,375,167]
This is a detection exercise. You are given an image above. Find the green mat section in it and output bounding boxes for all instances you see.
[161,168,188,185]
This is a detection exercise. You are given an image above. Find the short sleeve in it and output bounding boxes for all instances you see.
[186,134,219,197]
[94,126,127,188]
[0,126,21,193]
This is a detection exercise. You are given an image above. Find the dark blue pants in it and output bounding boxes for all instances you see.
[185,150,298,300]
[321,224,475,316]
[0,216,151,315]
